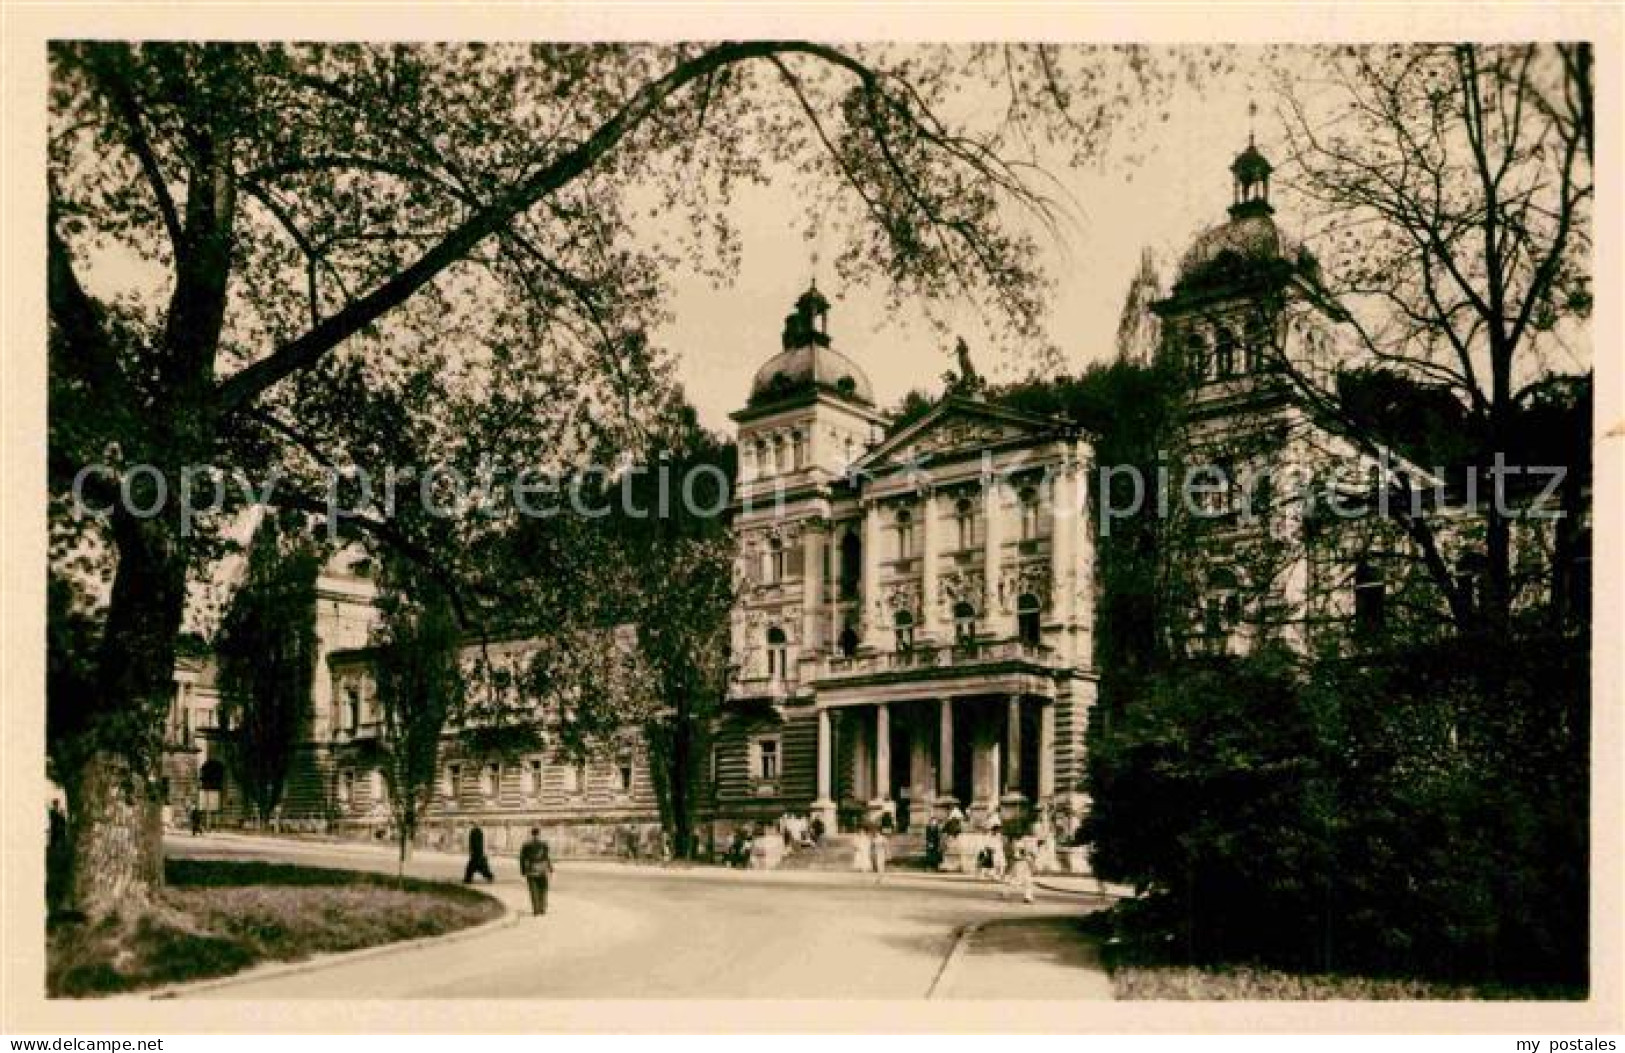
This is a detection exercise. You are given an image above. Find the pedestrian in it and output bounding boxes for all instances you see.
[809,814,825,847]
[924,815,942,870]
[870,824,889,883]
[1003,843,1037,904]
[463,824,495,883]
[190,803,203,836]
[519,826,553,916]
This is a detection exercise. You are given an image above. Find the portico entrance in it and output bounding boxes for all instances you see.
[815,693,1053,835]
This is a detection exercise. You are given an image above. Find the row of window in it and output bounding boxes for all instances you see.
[334,757,637,805]
[1195,562,1387,649]
[755,493,1047,588]
[1184,317,1272,381]
[744,430,812,479]
[761,593,1046,675]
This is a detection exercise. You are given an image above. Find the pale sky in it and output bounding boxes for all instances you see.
[667,67,1271,432]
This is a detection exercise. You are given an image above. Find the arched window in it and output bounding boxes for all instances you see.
[1017,594,1042,647]
[839,530,862,598]
[1185,329,1209,381]
[1353,561,1386,641]
[955,497,976,550]
[754,439,769,478]
[1019,487,1040,541]
[893,610,915,653]
[953,601,978,646]
[895,507,916,560]
[1214,325,1237,378]
[838,624,860,658]
[766,626,788,679]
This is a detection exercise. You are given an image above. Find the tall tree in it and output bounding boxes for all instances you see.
[611,414,737,857]
[1274,43,1593,635]
[47,40,1192,919]
[214,512,323,825]
[370,567,465,869]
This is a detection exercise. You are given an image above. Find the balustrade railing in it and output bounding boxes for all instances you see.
[819,639,1053,679]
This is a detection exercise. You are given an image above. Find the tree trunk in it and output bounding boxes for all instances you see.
[67,751,164,920]
[68,508,190,922]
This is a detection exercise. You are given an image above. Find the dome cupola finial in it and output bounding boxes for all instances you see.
[1229,106,1274,219]
[783,280,831,350]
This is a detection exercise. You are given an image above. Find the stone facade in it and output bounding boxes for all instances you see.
[710,285,1098,842]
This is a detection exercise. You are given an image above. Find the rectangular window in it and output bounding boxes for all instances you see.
[369,769,384,801]
[617,759,634,795]
[521,758,542,796]
[339,769,354,803]
[481,762,500,798]
[561,760,585,795]
[757,737,780,782]
[446,763,461,799]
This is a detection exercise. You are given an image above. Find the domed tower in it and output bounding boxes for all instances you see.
[1151,137,1352,659]
[1152,136,1346,412]
[731,283,886,490]
[726,284,888,712]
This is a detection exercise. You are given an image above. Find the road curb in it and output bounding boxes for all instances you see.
[141,888,519,1000]
[925,919,984,999]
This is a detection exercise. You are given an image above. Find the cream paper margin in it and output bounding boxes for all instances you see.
[1,1,1620,1035]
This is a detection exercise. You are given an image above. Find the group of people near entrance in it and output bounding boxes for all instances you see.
[924,805,1041,903]
[462,824,555,917]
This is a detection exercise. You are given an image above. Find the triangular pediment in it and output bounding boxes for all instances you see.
[854,397,1072,475]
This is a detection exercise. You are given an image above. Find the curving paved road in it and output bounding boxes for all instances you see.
[166,833,1112,999]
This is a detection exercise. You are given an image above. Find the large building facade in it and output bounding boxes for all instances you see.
[709,285,1098,840]
[165,139,1583,861]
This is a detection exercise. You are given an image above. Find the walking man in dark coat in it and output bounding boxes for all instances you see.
[463,824,495,883]
[519,827,553,916]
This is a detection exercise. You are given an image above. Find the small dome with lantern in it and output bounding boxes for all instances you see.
[1173,136,1307,292]
[748,283,875,408]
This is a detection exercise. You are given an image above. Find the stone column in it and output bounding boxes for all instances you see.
[830,525,844,655]
[1002,695,1024,800]
[937,698,955,804]
[802,522,824,658]
[861,499,885,651]
[909,723,934,809]
[851,712,870,802]
[813,707,836,828]
[982,476,1005,637]
[874,703,891,801]
[919,489,941,642]
[1052,461,1078,626]
[1037,700,1056,803]
[971,719,1000,820]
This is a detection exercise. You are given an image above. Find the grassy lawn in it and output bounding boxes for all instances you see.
[48,859,504,998]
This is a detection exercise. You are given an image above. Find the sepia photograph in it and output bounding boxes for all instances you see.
[3,3,1619,1038]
